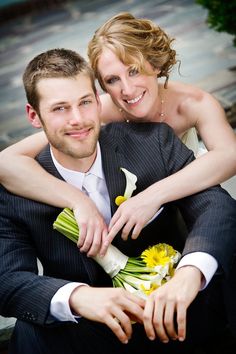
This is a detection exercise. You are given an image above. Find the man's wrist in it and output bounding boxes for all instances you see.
[69,284,88,315]
[177,252,218,289]
[175,265,202,290]
[50,283,88,322]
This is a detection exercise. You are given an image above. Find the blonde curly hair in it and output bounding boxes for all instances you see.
[87,12,177,91]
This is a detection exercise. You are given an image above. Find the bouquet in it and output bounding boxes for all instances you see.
[53,208,181,298]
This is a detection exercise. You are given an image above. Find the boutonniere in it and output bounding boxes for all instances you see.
[115,168,137,206]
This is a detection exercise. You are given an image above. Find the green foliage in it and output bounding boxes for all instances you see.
[196,0,236,46]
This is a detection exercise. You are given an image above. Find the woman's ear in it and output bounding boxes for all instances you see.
[26,104,42,128]
[155,68,161,76]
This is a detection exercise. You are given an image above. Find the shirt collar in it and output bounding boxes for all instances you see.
[50,143,104,190]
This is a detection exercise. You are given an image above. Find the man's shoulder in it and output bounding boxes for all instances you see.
[100,121,173,140]
[36,144,51,164]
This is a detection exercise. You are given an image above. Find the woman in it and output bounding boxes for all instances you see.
[0,12,236,257]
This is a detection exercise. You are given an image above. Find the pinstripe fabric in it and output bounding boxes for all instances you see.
[0,122,236,334]
[100,122,236,269]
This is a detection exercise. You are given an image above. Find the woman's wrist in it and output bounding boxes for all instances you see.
[144,182,170,209]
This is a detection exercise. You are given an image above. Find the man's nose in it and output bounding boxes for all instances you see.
[69,108,83,125]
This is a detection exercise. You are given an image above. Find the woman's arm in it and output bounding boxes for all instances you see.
[0,131,108,257]
[0,131,48,193]
[103,91,236,254]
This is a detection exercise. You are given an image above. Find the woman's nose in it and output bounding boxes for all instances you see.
[121,78,135,96]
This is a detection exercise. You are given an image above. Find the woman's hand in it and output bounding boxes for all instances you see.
[100,188,163,256]
[73,196,108,257]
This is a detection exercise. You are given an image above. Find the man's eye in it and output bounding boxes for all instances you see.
[81,100,92,106]
[106,77,119,85]
[129,68,139,76]
[54,106,66,111]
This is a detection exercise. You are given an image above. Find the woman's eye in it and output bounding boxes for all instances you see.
[129,68,139,76]
[106,77,119,85]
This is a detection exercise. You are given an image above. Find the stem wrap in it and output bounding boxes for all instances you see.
[94,244,129,278]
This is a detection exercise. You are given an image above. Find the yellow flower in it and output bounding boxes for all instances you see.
[141,243,177,268]
[115,195,127,206]
[140,283,159,296]
[115,168,137,206]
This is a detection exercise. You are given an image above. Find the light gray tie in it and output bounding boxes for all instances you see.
[82,173,111,225]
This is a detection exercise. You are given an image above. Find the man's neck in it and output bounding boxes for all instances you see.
[51,146,97,173]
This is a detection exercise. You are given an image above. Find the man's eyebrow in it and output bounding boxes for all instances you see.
[80,93,94,99]
[50,93,94,106]
[51,101,67,105]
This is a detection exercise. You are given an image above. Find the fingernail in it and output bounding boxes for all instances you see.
[179,337,184,342]
[149,336,155,341]
[162,339,169,343]
[123,340,128,344]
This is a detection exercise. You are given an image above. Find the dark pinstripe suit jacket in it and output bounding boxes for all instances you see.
[0,122,236,326]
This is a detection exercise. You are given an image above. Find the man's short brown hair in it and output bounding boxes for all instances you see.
[23,48,96,113]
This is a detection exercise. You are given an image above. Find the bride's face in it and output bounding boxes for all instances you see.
[97,48,161,121]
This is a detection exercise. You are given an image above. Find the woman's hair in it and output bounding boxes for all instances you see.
[87,12,177,91]
[23,48,96,114]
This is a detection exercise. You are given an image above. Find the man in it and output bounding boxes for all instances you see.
[0,48,235,354]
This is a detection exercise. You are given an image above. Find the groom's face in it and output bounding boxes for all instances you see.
[29,73,101,171]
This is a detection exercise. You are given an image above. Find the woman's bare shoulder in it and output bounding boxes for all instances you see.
[169,81,216,118]
[99,93,124,124]
[168,81,206,100]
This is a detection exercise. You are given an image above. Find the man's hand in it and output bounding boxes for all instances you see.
[73,197,108,257]
[143,266,202,343]
[69,286,145,344]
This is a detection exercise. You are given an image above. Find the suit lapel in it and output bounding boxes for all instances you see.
[36,145,63,179]
[36,145,108,285]
[100,134,126,215]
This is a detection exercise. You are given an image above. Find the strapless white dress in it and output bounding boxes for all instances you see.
[182,128,236,199]
[181,127,200,157]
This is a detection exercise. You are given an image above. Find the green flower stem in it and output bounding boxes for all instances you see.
[53,208,179,297]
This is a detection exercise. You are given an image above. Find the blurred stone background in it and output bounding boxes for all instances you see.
[0,1,236,352]
[0,0,236,152]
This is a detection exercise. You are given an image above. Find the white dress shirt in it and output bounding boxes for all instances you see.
[50,143,217,322]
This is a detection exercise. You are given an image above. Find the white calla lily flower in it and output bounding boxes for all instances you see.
[115,168,137,206]
[121,168,137,199]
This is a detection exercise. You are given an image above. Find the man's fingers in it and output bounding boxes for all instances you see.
[152,297,170,343]
[106,315,130,344]
[143,298,156,340]
[113,311,133,341]
[163,301,178,340]
[176,302,187,341]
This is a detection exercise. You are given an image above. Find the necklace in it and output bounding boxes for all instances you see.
[159,97,165,122]
[158,84,166,122]
[120,90,166,123]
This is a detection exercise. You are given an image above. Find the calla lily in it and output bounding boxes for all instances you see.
[53,209,181,298]
[115,168,137,206]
